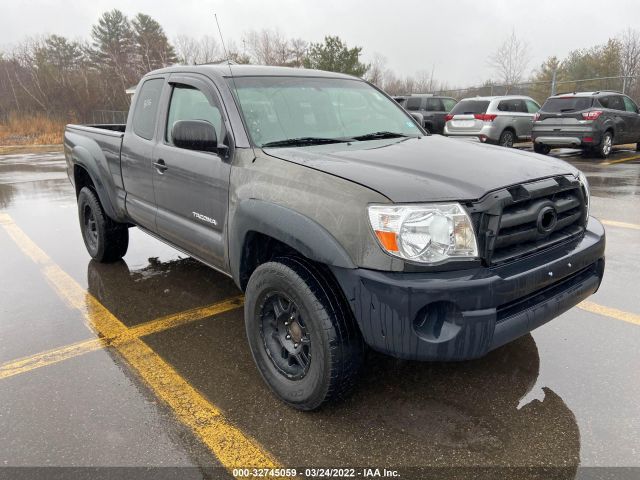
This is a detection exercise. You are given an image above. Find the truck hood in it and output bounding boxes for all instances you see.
[263,135,579,202]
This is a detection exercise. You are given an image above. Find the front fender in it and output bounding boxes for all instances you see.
[228,199,356,286]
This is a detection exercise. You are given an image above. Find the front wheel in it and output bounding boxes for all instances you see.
[244,257,364,410]
[77,187,129,263]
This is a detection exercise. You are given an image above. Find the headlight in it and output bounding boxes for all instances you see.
[368,203,478,264]
[577,171,590,217]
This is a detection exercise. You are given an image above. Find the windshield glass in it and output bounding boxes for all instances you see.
[542,97,593,112]
[229,76,421,147]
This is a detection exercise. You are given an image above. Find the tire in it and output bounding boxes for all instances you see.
[77,187,129,263]
[244,256,365,410]
[534,143,551,155]
[597,131,613,158]
[498,129,515,148]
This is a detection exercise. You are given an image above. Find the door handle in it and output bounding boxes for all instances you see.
[153,159,168,173]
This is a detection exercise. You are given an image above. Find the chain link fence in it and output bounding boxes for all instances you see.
[433,75,640,105]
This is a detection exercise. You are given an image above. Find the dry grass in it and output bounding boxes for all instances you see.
[0,113,66,146]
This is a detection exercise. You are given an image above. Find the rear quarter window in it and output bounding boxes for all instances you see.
[450,100,490,115]
[541,97,593,113]
[441,98,457,112]
[132,78,164,140]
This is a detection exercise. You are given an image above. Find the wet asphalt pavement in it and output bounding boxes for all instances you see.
[0,145,639,479]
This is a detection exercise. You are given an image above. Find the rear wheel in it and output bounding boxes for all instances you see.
[534,143,551,155]
[597,131,613,158]
[77,187,129,263]
[244,257,364,410]
[498,129,515,148]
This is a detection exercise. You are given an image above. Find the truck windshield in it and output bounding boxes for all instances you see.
[228,76,422,147]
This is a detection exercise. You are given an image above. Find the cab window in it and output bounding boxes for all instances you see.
[132,78,164,140]
[166,84,223,145]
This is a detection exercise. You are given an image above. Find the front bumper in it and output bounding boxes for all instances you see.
[331,218,606,361]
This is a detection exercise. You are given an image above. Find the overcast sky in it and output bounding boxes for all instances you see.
[1,0,639,86]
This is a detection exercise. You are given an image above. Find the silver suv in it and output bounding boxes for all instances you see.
[444,95,540,147]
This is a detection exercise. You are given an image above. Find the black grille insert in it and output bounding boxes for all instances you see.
[474,176,587,265]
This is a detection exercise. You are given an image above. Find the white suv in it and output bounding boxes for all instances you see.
[444,95,540,147]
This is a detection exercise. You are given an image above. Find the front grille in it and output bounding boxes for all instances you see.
[471,176,588,265]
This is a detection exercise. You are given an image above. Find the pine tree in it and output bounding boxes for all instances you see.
[132,13,177,73]
[90,9,136,106]
[303,36,368,77]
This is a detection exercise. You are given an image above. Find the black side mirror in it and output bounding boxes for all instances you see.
[172,120,218,153]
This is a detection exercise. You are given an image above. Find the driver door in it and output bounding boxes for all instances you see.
[152,74,231,269]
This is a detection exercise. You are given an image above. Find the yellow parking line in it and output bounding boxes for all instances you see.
[601,154,640,165]
[0,338,106,380]
[129,296,243,338]
[0,297,244,381]
[578,300,640,326]
[0,212,280,473]
[602,219,640,231]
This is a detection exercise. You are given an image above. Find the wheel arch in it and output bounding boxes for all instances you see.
[229,199,356,290]
[70,147,120,221]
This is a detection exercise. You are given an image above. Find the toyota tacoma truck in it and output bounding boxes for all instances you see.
[64,65,605,410]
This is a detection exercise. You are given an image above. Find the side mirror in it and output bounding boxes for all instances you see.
[172,120,218,153]
[409,112,424,126]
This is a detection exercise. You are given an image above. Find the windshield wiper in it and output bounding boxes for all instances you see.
[351,131,411,141]
[261,137,352,148]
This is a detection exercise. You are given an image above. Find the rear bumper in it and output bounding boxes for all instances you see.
[532,126,601,148]
[443,123,500,142]
[331,217,606,361]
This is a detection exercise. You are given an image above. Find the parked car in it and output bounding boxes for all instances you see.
[64,65,605,410]
[444,95,540,147]
[532,91,640,158]
[402,94,458,134]
[392,95,407,107]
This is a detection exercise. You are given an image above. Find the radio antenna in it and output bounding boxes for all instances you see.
[214,13,232,68]
[214,13,256,157]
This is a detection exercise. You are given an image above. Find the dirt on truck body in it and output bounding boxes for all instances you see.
[64,65,605,410]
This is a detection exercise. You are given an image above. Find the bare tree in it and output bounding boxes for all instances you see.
[245,28,292,65]
[289,38,308,67]
[488,30,531,90]
[619,28,640,91]
[174,35,222,65]
[365,53,387,86]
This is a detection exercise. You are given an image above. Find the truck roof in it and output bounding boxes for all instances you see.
[147,64,359,80]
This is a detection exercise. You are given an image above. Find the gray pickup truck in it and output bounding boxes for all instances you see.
[64,65,605,410]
